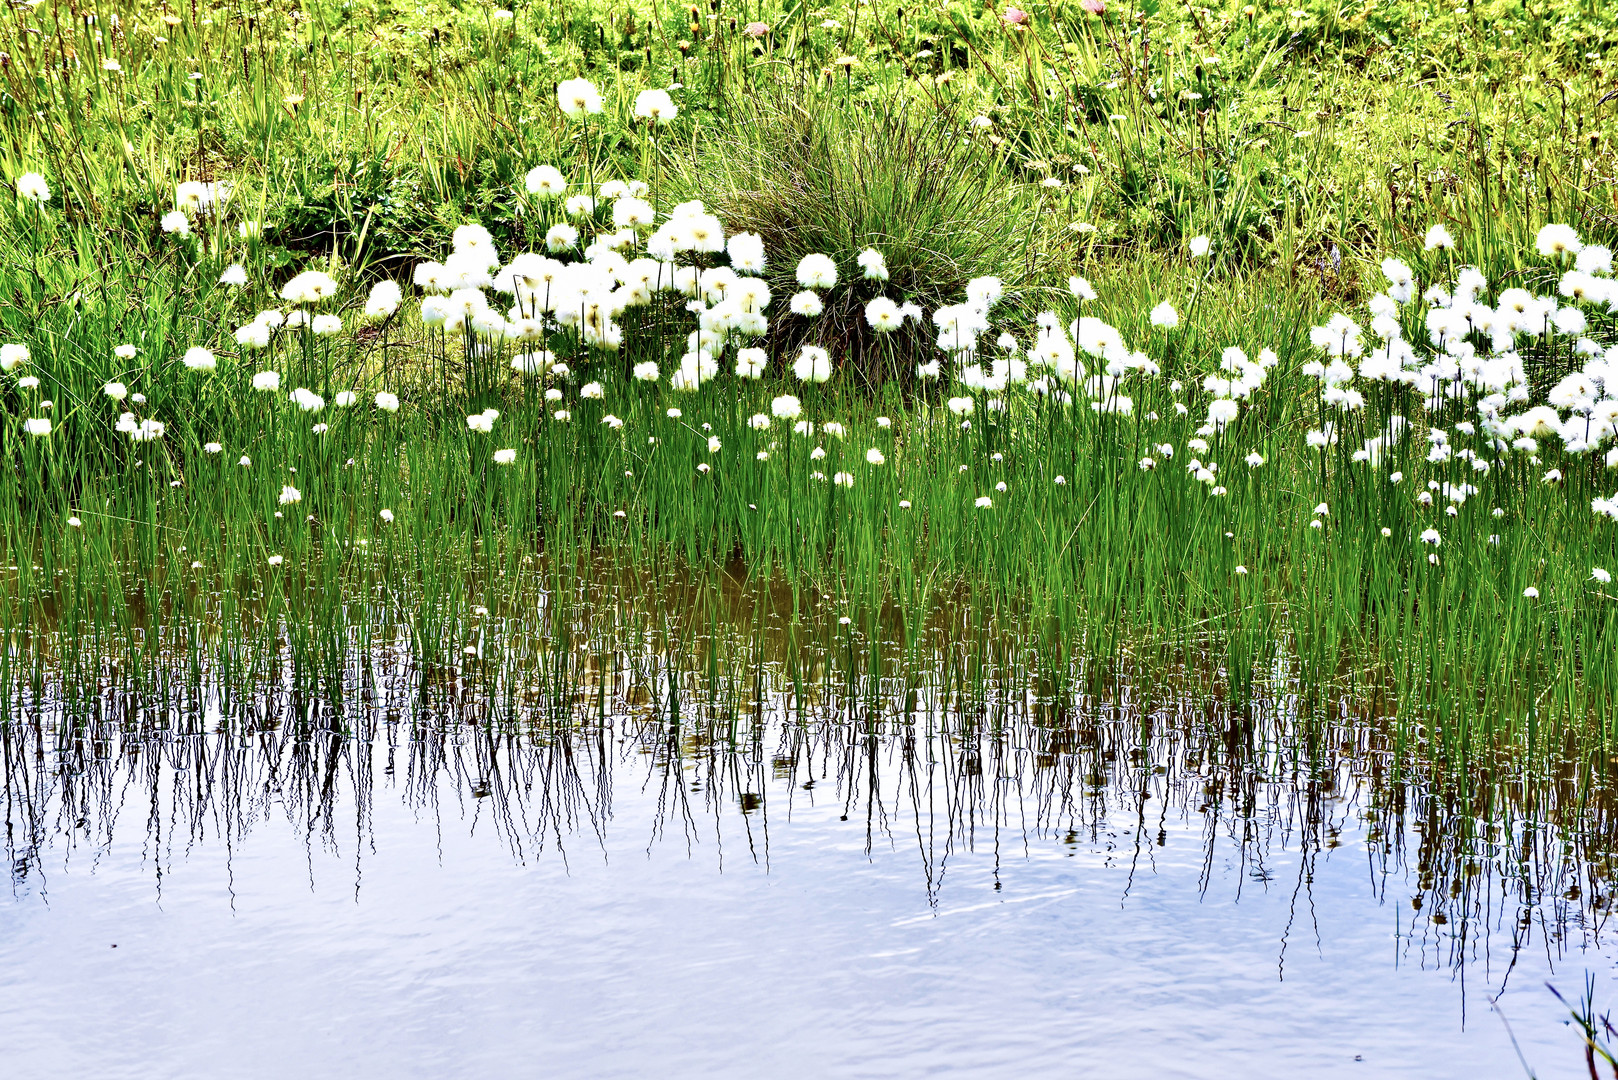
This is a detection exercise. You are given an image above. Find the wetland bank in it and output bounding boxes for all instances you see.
[5,0,1618,1074]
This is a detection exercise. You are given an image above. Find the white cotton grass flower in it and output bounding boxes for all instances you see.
[557,77,603,117]
[182,346,217,371]
[203,442,222,454]
[866,448,885,466]
[545,223,579,252]
[975,496,993,509]
[251,370,281,392]
[1575,246,1612,275]
[290,387,325,412]
[1523,586,1540,599]
[633,88,677,123]
[796,253,838,289]
[0,343,28,371]
[114,343,138,360]
[379,508,395,524]
[856,248,889,281]
[375,391,401,412]
[363,279,402,320]
[1188,235,1211,257]
[266,554,284,567]
[1592,567,1612,584]
[219,263,249,287]
[525,165,567,199]
[280,269,338,304]
[311,314,342,336]
[727,231,766,272]
[15,172,50,203]
[865,297,902,332]
[1068,276,1097,302]
[735,348,767,379]
[793,345,832,383]
[1423,224,1455,251]
[161,210,191,237]
[833,472,855,488]
[23,417,50,436]
[790,291,824,317]
[1535,224,1582,259]
[1149,301,1178,328]
[278,485,302,505]
[493,448,517,465]
[334,391,356,407]
[104,381,128,401]
[771,394,802,419]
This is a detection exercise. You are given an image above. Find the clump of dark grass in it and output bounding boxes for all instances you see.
[686,92,1068,390]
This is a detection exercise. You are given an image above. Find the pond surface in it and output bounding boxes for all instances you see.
[1,657,1613,1078]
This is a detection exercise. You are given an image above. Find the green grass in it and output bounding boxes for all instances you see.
[1,0,1617,761]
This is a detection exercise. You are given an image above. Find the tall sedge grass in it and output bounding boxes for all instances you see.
[1,156,1615,744]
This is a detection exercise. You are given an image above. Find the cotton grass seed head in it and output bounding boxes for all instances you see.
[182,347,216,371]
[557,78,603,117]
[633,88,677,123]
[796,254,838,289]
[280,269,338,305]
[16,172,50,203]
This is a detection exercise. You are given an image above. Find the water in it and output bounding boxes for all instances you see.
[3,650,1612,1079]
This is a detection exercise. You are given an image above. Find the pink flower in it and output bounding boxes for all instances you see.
[743,21,769,37]
[1080,0,1106,13]
[1002,6,1029,24]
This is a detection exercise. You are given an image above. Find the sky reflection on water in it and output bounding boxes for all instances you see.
[2,689,1612,1078]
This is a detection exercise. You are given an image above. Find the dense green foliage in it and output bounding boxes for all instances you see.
[2,0,1618,758]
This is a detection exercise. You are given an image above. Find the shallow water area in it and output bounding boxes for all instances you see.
[3,665,1613,1079]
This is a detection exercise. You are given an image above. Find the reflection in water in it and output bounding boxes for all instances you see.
[2,578,1616,1076]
